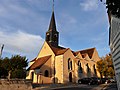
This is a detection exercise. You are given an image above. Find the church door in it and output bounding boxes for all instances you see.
[31,72,34,82]
[69,72,72,82]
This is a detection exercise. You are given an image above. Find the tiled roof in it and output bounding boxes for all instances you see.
[47,42,69,55]
[30,58,36,62]
[79,48,95,59]
[72,51,79,56]
[29,55,51,70]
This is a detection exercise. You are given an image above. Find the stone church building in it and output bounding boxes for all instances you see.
[26,10,101,84]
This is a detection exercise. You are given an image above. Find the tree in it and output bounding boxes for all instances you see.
[100,0,120,17]
[0,55,28,79]
[0,57,10,78]
[10,55,28,79]
[97,54,115,78]
[97,59,106,78]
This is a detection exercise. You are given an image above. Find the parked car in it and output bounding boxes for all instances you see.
[89,77,101,85]
[78,78,91,84]
[100,78,108,84]
[105,78,116,84]
[105,79,111,84]
[110,78,116,83]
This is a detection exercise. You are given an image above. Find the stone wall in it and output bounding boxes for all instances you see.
[0,79,32,90]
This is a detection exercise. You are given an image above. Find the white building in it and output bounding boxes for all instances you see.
[109,15,120,90]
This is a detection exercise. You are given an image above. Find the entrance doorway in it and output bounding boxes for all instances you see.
[31,72,34,81]
[69,72,72,82]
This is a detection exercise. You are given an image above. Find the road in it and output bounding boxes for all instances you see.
[33,83,118,90]
[51,83,117,90]
[52,87,99,90]
[50,84,106,90]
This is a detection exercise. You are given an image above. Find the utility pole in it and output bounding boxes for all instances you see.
[0,44,4,58]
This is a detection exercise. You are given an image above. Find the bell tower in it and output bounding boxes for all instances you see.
[45,0,59,47]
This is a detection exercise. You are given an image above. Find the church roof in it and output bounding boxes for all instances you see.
[47,42,69,55]
[48,11,57,31]
[30,57,36,62]
[28,55,51,70]
[72,51,80,56]
[79,48,95,59]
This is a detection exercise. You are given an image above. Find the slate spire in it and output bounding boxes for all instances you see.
[45,0,59,47]
[48,11,57,31]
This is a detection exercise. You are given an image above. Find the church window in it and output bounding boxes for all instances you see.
[46,34,50,41]
[93,64,97,75]
[44,70,49,77]
[68,58,72,70]
[68,58,70,70]
[86,63,90,72]
[78,61,80,66]
[54,34,57,42]
[70,61,72,70]
[78,62,83,73]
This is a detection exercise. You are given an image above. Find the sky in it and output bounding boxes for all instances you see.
[0,0,110,61]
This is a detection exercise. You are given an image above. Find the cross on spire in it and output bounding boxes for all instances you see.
[52,0,54,12]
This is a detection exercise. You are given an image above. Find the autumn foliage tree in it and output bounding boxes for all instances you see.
[97,54,115,78]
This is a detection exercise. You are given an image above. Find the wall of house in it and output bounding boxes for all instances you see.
[91,49,101,77]
[92,48,101,62]
[73,50,100,81]
[26,70,40,83]
[37,42,55,78]
[26,49,53,84]
[37,57,52,84]
[110,16,120,90]
[74,58,81,83]
[26,70,34,80]
[55,55,64,83]
[63,49,75,83]
[36,42,55,59]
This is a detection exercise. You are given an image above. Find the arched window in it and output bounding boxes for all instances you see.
[78,61,80,66]
[70,61,72,70]
[46,33,50,41]
[68,58,70,70]
[78,62,82,73]
[54,34,57,42]
[68,58,72,70]
[93,64,97,75]
[86,63,90,72]
[44,70,49,77]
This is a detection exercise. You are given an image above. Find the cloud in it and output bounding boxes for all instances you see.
[0,28,44,59]
[80,0,98,11]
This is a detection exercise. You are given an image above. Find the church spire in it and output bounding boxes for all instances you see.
[48,0,56,31]
[45,0,59,47]
[48,11,56,31]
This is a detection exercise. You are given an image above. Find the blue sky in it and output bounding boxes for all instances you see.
[0,0,110,61]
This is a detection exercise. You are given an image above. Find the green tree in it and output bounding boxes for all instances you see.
[100,0,120,17]
[10,55,28,79]
[0,55,28,79]
[0,57,10,78]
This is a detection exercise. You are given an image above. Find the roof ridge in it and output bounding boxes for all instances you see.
[80,47,95,51]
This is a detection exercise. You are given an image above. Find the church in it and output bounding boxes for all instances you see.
[26,7,101,84]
